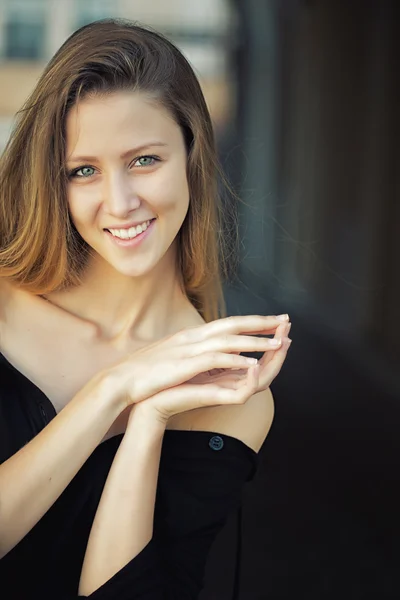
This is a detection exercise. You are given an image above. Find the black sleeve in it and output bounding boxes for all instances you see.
[73,430,258,600]
[0,354,53,465]
[77,539,164,600]
[77,430,258,600]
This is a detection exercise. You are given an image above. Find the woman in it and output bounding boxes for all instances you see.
[0,19,292,600]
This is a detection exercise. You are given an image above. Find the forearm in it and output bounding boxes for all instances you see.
[0,374,123,559]
[79,406,166,596]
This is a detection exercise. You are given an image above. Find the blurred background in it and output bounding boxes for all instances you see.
[0,0,398,598]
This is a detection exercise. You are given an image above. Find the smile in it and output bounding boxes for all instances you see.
[106,219,154,240]
[104,218,156,248]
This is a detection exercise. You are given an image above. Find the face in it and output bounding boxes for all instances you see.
[65,91,190,278]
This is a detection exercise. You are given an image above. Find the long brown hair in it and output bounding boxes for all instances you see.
[0,19,239,322]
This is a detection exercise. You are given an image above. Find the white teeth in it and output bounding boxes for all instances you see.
[108,220,152,240]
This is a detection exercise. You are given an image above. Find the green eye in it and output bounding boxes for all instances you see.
[77,166,95,177]
[136,156,155,167]
[69,166,96,179]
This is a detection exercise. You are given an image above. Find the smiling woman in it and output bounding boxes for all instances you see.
[0,18,290,600]
[0,19,227,323]
[64,92,190,280]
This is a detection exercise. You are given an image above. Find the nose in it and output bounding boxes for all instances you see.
[103,172,141,218]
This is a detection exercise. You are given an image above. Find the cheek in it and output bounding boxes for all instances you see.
[132,181,180,218]
[67,189,97,226]
[155,167,189,212]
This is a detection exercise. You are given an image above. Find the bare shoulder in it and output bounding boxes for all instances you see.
[167,309,275,452]
[169,387,275,453]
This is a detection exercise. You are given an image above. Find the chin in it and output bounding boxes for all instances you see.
[87,236,176,278]
[108,251,168,278]
[110,261,156,278]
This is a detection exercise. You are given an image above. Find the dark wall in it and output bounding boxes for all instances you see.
[202,1,400,598]
[228,0,398,395]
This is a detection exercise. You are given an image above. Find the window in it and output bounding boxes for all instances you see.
[3,0,46,60]
[74,0,115,30]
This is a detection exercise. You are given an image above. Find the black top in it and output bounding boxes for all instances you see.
[0,351,259,599]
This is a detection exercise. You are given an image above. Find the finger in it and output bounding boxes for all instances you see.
[235,363,260,401]
[205,315,288,338]
[203,372,247,387]
[191,334,283,356]
[187,369,246,385]
[142,353,258,397]
[206,377,246,390]
[259,321,290,364]
[190,352,259,377]
[207,365,259,397]
[207,368,226,376]
[151,365,260,416]
[177,315,289,344]
[258,335,292,389]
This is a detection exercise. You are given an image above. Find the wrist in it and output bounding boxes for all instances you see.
[82,370,127,420]
[127,402,167,436]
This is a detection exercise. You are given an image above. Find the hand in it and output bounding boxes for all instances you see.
[100,315,290,412]
[128,319,292,425]
[191,319,291,390]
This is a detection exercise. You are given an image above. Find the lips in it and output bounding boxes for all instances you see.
[104,218,156,233]
[103,217,156,248]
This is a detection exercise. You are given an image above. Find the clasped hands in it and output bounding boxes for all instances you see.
[118,314,292,426]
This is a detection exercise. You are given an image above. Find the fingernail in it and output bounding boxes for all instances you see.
[246,357,258,365]
[270,338,282,346]
[276,314,289,321]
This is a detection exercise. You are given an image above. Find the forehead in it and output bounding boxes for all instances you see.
[65,91,181,157]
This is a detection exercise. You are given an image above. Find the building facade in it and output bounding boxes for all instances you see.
[0,0,236,151]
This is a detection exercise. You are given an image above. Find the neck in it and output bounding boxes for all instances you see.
[43,248,194,346]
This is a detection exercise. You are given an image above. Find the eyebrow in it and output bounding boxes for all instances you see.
[67,142,168,164]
